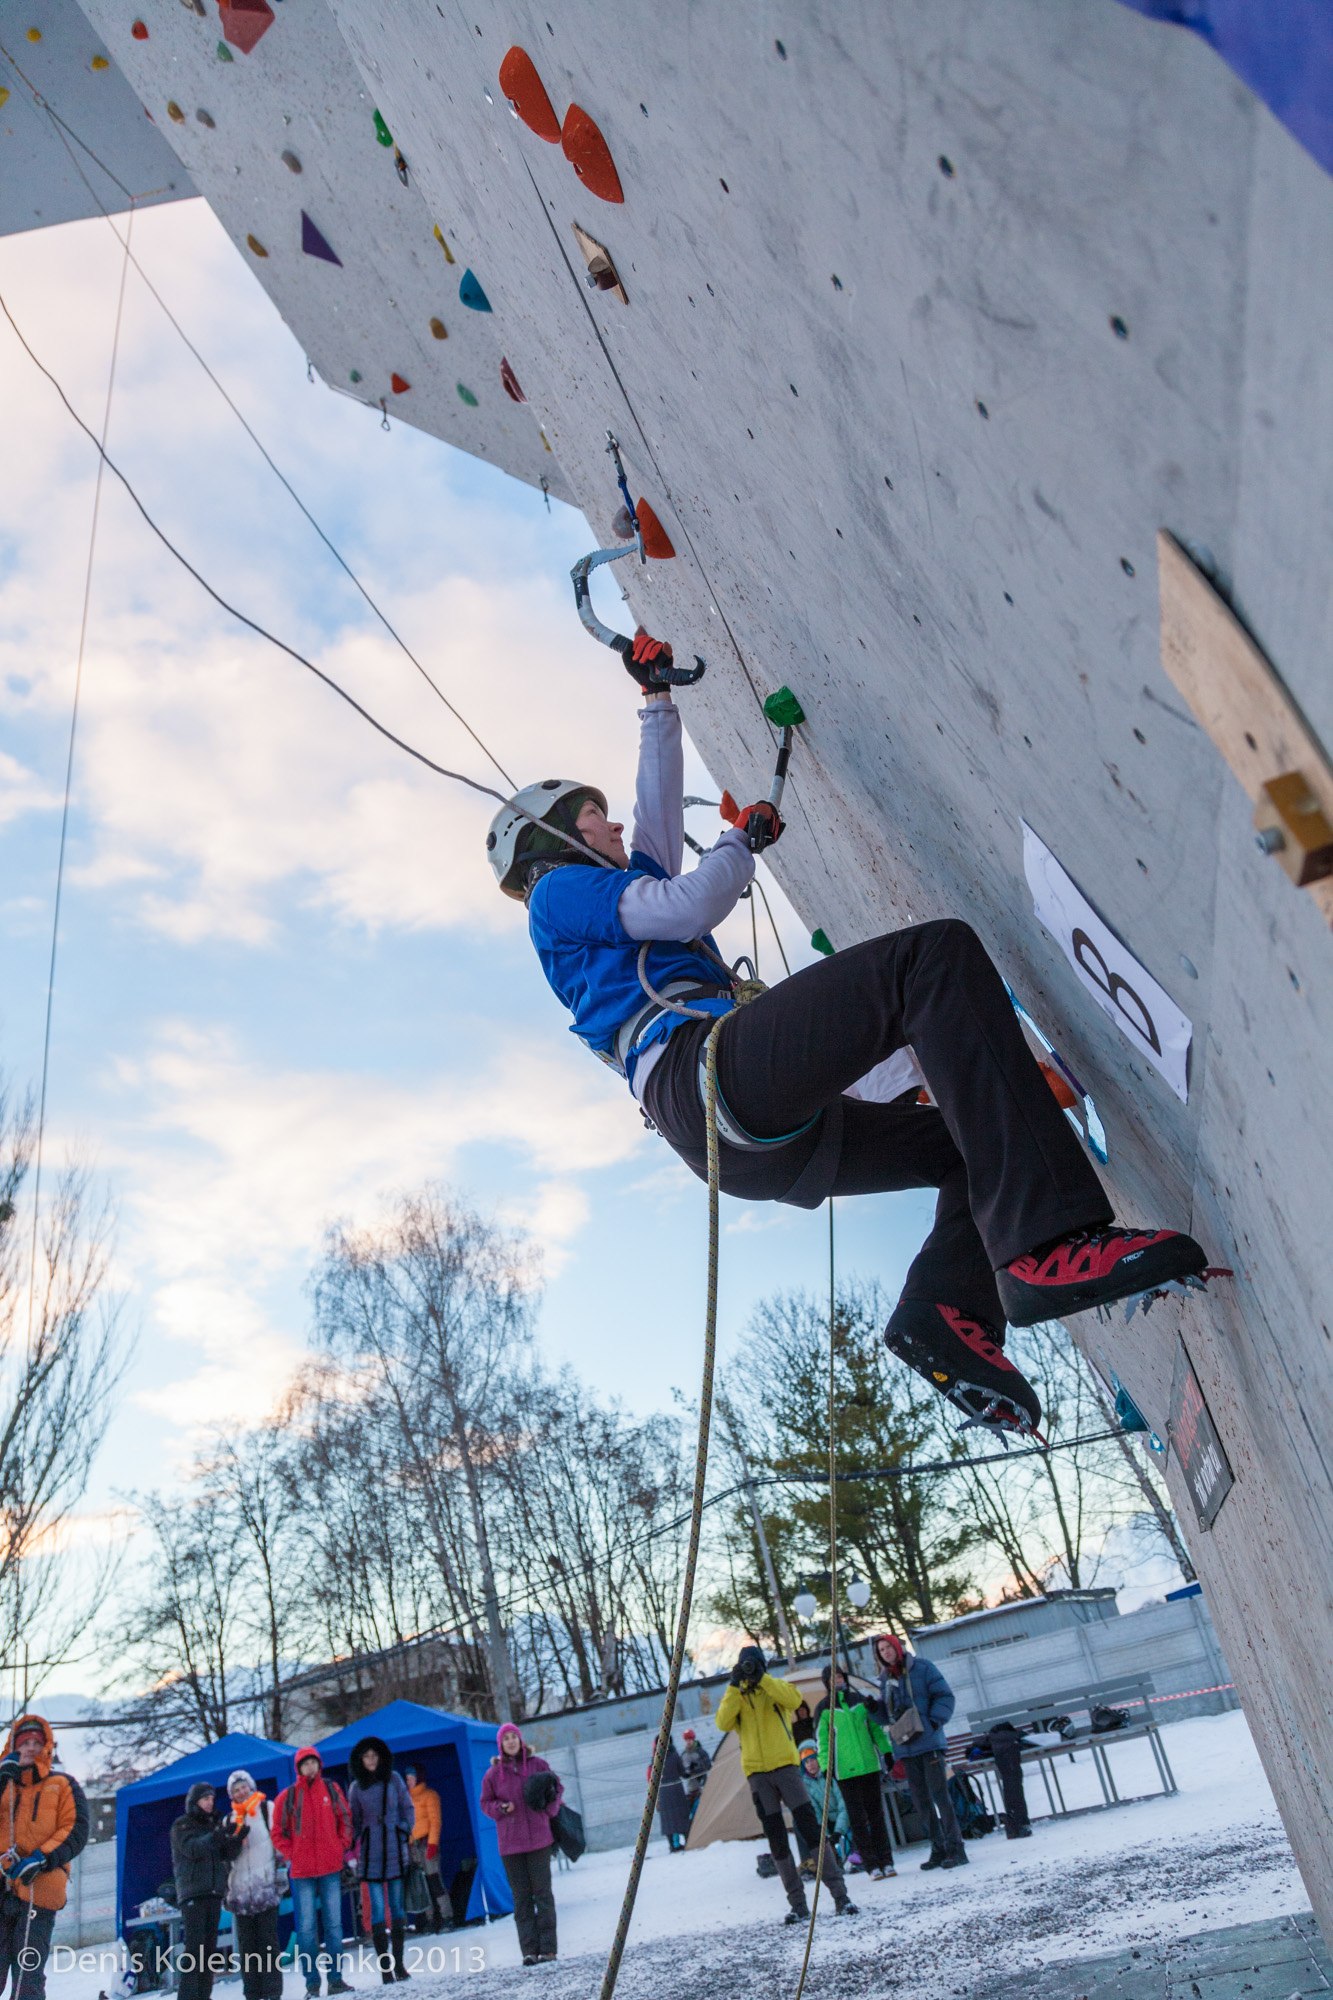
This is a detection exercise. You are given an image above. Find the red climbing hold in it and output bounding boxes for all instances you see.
[390,373,410,394]
[500,358,526,404]
[131,19,148,37]
[1040,1061,1080,1112]
[636,499,675,560]
[561,105,624,203]
[499,47,561,143]
[217,0,274,56]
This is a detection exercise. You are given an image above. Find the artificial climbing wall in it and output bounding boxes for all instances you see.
[71,0,1333,1936]
[68,0,568,498]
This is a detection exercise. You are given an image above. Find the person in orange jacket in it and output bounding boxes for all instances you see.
[0,1714,90,2000]
[403,1767,449,1933]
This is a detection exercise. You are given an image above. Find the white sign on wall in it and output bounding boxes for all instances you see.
[1022,822,1193,1103]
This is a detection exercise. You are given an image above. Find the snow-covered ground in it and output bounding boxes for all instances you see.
[49,1711,1311,2000]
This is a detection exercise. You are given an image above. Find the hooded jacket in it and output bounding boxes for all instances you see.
[478,1730,563,1858]
[0,1716,89,1912]
[407,1777,441,1852]
[714,1673,803,1777]
[170,1782,244,1905]
[273,1748,353,1881]
[348,1737,414,1883]
[881,1654,957,1759]
[815,1685,891,1781]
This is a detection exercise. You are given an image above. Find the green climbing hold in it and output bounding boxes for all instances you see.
[373,109,393,146]
[763,685,806,728]
[456,382,479,407]
[350,369,362,383]
[216,40,234,61]
[810,928,835,957]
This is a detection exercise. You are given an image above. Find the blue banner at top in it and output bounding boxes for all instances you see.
[1115,0,1333,176]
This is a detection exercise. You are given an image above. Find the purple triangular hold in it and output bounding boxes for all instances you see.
[301,211,342,266]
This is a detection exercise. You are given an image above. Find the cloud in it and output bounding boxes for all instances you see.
[0,750,60,827]
[104,1018,645,1430]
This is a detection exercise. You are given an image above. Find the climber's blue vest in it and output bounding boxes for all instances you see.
[527,852,732,1080]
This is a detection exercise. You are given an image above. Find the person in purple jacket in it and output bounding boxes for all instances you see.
[478,1726,563,1967]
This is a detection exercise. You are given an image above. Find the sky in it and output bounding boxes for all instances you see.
[0,199,946,1698]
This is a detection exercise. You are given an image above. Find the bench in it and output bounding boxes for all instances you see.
[955,1675,1177,1821]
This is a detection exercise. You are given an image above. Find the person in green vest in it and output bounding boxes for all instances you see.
[815,1665,896,1879]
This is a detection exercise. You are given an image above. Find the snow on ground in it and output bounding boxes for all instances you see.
[48,1711,1311,2000]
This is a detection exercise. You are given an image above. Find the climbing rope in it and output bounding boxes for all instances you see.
[793,1197,841,1997]
[595,1011,728,2000]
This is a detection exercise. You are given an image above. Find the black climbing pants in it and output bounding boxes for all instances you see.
[178,1894,225,2000]
[985,1725,1033,1834]
[0,1895,54,2000]
[747,1767,846,1901]
[643,920,1111,1322]
[838,1771,893,1872]
[904,1753,964,1861]
[501,1845,556,1961]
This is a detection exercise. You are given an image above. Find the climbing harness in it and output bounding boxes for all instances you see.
[570,434,706,687]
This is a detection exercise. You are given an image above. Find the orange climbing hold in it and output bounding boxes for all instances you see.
[217,0,274,56]
[131,20,148,38]
[390,373,410,394]
[1040,1061,1080,1112]
[636,499,675,560]
[499,47,561,143]
[561,105,624,203]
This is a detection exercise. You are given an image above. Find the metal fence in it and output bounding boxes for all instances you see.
[53,1837,118,1948]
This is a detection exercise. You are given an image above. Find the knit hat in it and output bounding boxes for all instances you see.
[798,1739,819,1764]
[228,1769,255,1794]
[681,1730,696,1742]
[12,1720,45,1747]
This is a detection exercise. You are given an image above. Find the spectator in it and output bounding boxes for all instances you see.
[791,1701,817,1749]
[0,1715,89,2000]
[678,1731,712,1824]
[273,1746,354,1999]
[224,1772,282,2000]
[815,1665,896,1880]
[169,1782,244,2000]
[402,1767,449,1933]
[647,1737,690,1852]
[874,1633,966,1870]
[795,1740,852,1863]
[715,1645,857,1926]
[973,1722,1032,1839]
[348,1738,414,1987]
[479,1726,563,1968]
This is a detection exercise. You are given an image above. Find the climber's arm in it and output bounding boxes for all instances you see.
[630,693,685,876]
[619,834,754,942]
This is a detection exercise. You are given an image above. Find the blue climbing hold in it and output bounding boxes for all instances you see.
[301,211,342,266]
[458,268,492,312]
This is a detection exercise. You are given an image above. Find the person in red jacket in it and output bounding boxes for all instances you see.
[272,1749,353,1999]
[479,1727,563,1968]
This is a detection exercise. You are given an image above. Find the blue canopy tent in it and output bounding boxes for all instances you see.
[116,1732,297,1935]
[314,1701,510,1922]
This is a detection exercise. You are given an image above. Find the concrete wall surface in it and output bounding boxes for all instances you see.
[65,0,1333,1936]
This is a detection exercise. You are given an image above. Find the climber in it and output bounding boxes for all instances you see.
[485,637,1210,1436]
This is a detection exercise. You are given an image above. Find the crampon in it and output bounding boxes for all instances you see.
[884,1299,1043,1439]
[1116,1266,1234,1322]
[950,1380,1047,1445]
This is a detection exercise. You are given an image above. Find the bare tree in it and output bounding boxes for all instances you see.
[0,1082,129,1706]
[205,1424,304,1740]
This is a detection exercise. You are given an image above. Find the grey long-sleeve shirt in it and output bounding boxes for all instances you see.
[618,700,754,941]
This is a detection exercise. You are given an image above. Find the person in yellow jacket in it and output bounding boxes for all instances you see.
[0,1714,90,2000]
[715,1648,856,1926]
[403,1766,449,1933]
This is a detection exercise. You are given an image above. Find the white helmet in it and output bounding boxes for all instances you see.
[486,779,608,900]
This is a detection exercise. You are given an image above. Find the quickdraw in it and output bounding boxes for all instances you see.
[570,433,706,688]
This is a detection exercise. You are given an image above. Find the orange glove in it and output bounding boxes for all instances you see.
[720,793,783,851]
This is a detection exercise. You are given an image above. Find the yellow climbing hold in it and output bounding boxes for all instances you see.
[429,317,448,340]
[167,101,185,122]
[246,233,268,258]
[0,87,8,111]
[540,428,553,453]
[27,27,42,42]
[433,225,456,265]
[91,54,110,70]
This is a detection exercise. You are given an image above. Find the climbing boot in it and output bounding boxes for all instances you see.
[998,1226,1210,1327]
[885,1299,1042,1436]
[371,1924,393,1988]
[391,1921,410,1982]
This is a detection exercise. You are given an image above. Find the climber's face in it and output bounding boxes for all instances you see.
[576,798,628,868]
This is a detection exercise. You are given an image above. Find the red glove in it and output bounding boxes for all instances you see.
[720,793,783,851]
[619,629,675,690]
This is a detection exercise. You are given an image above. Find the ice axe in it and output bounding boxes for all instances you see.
[720,686,806,853]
